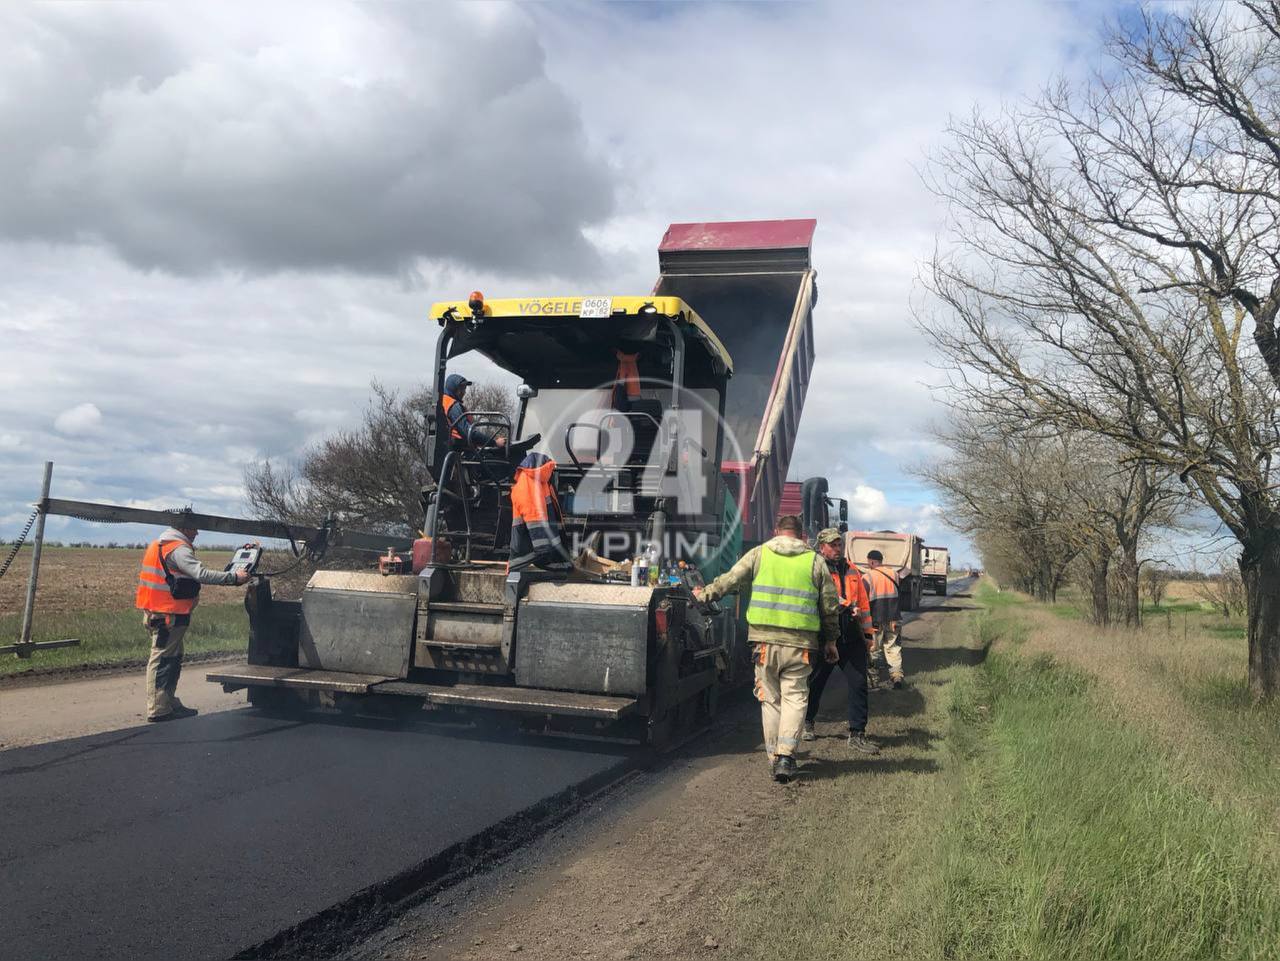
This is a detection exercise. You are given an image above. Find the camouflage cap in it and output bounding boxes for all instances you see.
[816,527,844,546]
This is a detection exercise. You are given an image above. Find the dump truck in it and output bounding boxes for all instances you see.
[922,545,950,596]
[846,529,924,611]
[655,219,817,546]
[205,220,821,745]
[778,478,847,541]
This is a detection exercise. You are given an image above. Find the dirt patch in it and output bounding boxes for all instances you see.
[1,547,148,617]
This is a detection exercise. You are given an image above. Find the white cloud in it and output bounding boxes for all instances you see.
[0,2,1106,549]
[0,3,614,276]
[0,432,20,449]
[849,485,890,523]
[53,402,102,435]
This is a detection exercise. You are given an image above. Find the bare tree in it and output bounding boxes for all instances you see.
[245,380,515,534]
[1062,444,1186,626]
[1197,565,1247,619]
[1142,564,1172,610]
[922,5,1280,698]
[919,412,1089,603]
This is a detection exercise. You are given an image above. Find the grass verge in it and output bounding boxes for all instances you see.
[723,581,1280,960]
[0,604,247,677]
[941,650,1280,960]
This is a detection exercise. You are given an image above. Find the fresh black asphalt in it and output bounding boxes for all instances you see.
[0,710,630,961]
[1,582,968,961]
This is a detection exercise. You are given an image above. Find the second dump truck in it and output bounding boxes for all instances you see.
[846,529,924,612]
[922,545,950,596]
[209,219,821,745]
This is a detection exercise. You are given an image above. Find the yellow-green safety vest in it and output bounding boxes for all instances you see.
[746,547,821,632]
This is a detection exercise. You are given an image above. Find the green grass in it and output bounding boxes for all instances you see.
[0,605,248,676]
[724,587,1280,960]
[1144,600,1205,615]
[940,650,1280,960]
[973,580,1030,647]
[1035,586,1247,638]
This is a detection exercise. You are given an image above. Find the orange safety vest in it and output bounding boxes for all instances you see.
[135,537,199,614]
[440,393,465,442]
[832,565,873,637]
[863,566,899,602]
[509,455,570,571]
[614,351,641,400]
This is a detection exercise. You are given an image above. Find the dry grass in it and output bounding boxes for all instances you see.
[998,591,1280,842]
[1164,578,1211,604]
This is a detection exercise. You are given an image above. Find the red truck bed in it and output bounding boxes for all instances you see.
[654,219,818,544]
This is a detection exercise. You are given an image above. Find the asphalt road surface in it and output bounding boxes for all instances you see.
[1,711,630,961]
[1,578,970,961]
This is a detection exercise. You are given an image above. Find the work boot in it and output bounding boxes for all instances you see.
[890,674,905,690]
[847,732,880,755]
[801,721,817,742]
[149,703,198,722]
[772,754,798,783]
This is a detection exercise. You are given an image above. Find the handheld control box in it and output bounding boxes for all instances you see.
[224,543,262,576]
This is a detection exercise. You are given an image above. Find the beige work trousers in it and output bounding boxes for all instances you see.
[144,612,190,719]
[752,642,813,759]
[870,621,903,679]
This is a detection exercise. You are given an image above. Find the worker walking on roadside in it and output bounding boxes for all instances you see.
[802,529,880,755]
[864,549,905,689]
[136,520,249,722]
[694,514,839,783]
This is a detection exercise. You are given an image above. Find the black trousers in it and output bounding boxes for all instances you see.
[805,638,869,733]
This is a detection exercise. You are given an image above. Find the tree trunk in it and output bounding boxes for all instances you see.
[1087,551,1111,626]
[1117,542,1140,627]
[1242,539,1280,700]
[1034,561,1053,602]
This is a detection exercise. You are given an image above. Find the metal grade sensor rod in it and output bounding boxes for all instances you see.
[39,499,413,553]
[5,461,413,658]
[2,462,81,658]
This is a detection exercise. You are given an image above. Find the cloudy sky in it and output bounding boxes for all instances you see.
[0,1,1123,559]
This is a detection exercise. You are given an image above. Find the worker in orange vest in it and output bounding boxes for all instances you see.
[135,521,249,722]
[441,374,507,449]
[864,549,905,688]
[802,529,880,754]
[508,453,572,572]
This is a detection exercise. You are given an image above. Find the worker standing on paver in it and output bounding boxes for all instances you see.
[135,520,248,722]
[802,529,880,754]
[694,514,839,783]
[864,549,905,689]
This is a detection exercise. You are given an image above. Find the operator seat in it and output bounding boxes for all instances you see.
[604,397,664,466]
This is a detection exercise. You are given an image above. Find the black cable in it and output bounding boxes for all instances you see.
[0,507,40,580]
[254,552,312,578]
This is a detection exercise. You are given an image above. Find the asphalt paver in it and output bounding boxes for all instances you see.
[0,710,631,961]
